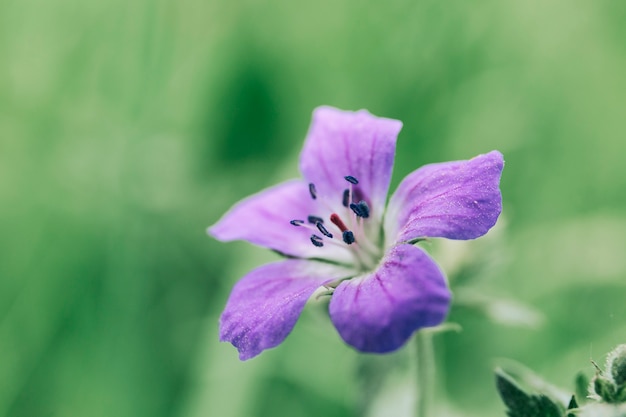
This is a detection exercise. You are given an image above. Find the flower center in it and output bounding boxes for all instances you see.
[290,176,383,271]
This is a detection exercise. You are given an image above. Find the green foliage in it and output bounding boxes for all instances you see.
[2,0,626,416]
[496,345,626,417]
[495,369,563,417]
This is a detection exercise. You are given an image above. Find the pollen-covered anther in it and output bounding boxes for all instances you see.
[344,175,359,185]
[342,231,355,245]
[310,234,323,247]
[316,222,333,238]
[349,203,362,217]
[307,215,324,224]
[342,189,350,207]
[350,200,370,218]
[356,201,370,218]
[308,183,317,200]
[289,219,305,226]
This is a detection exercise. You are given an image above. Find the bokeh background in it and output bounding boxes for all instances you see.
[2,0,626,416]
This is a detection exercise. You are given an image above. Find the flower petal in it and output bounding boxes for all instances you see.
[220,260,353,360]
[299,106,402,221]
[208,179,353,262]
[385,151,504,246]
[328,244,450,353]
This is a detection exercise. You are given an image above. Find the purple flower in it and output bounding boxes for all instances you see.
[209,106,504,360]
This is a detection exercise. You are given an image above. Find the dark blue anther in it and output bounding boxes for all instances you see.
[349,202,362,217]
[316,222,333,238]
[308,215,324,224]
[342,230,355,245]
[356,201,370,218]
[349,201,370,218]
[310,234,324,247]
[308,183,317,200]
[290,219,305,226]
[342,189,350,207]
[344,175,359,185]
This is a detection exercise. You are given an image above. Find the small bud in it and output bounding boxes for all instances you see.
[607,345,626,387]
[592,375,616,403]
[589,345,626,404]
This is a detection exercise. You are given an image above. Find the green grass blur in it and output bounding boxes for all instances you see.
[1,0,626,416]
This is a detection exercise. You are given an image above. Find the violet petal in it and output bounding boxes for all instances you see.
[385,151,503,245]
[329,244,450,353]
[220,260,353,360]
[299,106,402,221]
[209,179,353,262]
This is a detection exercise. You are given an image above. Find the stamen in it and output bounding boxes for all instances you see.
[316,222,333,238]
[342,230,355,245]
[307,215,324,224]
[342,189,350,207]
[349,203,363,217]
[310,234,324,247]
[344,175,359,185]
[290,219,305,226]
[356,200,370,218]
[308,183,317,200]
[330,213,348,232]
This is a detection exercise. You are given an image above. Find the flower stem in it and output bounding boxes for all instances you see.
[415,330,435,417]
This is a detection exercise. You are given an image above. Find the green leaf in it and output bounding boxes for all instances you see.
[495,369,564,417]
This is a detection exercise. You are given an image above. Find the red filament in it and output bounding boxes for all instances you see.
[330,213,348,232]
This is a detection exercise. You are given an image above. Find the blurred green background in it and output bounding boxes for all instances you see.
[2,0,626,416]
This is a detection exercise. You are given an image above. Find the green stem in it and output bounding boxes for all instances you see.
[415,330,435,417]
